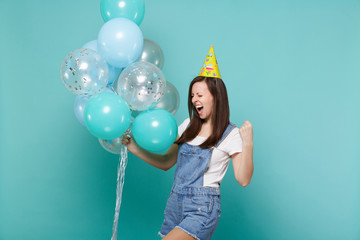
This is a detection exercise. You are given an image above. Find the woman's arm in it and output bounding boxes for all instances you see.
[232,121,254,187]
[122,134,179,171]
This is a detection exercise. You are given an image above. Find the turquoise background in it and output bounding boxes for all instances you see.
[1,0,359,239]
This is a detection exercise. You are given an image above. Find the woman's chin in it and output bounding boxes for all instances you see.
[200,115,210,121]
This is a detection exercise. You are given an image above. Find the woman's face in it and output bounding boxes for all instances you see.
[191,81,214,121]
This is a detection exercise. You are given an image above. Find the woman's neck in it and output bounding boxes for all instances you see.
[202,116,213,127]
[198,120,213,137]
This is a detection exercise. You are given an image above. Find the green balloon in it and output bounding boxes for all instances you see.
[84,93,131,140]
[132,109,178,153]
[100,0,145,25]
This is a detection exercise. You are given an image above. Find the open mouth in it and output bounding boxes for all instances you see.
[195,105,204,115]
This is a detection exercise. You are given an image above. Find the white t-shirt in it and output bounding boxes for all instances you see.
[178,118,243,187]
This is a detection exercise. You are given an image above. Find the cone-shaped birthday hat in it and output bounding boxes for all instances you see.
[198,45,221,78]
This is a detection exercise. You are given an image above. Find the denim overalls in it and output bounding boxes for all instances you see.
[158,123,236,240]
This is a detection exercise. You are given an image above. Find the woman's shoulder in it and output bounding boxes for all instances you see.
[216,125,242,153]
[225,126,241,141]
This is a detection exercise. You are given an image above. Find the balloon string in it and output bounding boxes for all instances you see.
[111,144,128,240]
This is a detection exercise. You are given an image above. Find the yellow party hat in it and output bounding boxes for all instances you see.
[199,45,221,78]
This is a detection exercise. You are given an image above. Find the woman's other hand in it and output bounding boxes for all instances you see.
[121,132,136,153]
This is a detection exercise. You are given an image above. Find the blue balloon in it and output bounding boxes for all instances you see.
[74,95,91,126]
[101,86,115,94]
[97,18,143,68]
[107,64,122,85]
[82,40,122,86]
[82,40,97,51]
[100,0,145,26]
[84,92,131,140]
[132,109,178,153]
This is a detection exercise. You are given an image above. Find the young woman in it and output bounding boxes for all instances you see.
[121,47,254,240]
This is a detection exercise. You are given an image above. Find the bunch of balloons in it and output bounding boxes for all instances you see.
[60,0,180,154]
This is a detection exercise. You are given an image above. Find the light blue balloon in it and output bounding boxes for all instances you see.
[82,40,97,51]
[132,109,178,153]
[100,0,145,26]
[74,95,91,126]
[101,86,115,94]
[82,40,122,85]
[97,18,143,68]
[84,92,131,140]
[107,64,122,85]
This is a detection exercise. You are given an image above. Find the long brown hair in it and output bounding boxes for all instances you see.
[175,76,230,148]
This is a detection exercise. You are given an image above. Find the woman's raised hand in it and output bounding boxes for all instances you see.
[239,121,253,146]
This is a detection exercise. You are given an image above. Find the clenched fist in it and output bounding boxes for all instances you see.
[239,121,253,146]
